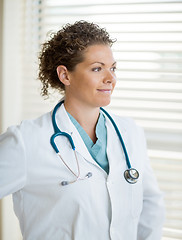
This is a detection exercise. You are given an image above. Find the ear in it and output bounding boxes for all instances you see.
[56,65,70,86]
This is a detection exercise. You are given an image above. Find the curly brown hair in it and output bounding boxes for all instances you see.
[38,20,115,97]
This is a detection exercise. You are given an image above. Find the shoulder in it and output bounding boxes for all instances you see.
[1,111,52,144]
[109,112,139,131]
[106,112,146,141]
[19,112,52,134]
[113,114,136,127]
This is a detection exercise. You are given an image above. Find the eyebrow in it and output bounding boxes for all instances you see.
[91,61,117,66]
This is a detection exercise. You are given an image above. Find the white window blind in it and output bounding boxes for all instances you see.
[2,0,182,239]
[33,1,182,239]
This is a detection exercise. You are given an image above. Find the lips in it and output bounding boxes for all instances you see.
[97,89,112,93]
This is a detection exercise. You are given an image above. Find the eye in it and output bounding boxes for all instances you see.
[92,67,102,72]
[111,66,117,72]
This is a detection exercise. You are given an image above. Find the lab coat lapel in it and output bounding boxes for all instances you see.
[105,113,129,178]
[55,103,99,167]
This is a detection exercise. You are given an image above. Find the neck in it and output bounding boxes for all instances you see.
[64,99,100,143]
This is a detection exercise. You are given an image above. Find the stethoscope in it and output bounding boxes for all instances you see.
[50,100,139,186]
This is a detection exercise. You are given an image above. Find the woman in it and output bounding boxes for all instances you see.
[0,21,165,240]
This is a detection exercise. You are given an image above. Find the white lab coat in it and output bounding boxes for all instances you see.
[0,104,165,240]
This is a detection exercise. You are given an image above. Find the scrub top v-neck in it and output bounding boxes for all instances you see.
[67,112,109,174]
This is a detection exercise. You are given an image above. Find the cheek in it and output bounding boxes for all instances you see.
[112,81,116,91]
[84,77,98,88]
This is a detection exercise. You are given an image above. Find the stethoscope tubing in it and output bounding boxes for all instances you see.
[100,107,131,169]
[51,100,75,152]
[52,101,131,169]
[50,101,139,185]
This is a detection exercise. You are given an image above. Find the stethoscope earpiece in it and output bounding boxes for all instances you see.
[86,172,92,178]
[61,172,93,186]
[124,168,139,184]
[61,181,69,186]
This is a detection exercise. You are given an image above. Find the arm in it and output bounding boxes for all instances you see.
[0,126,26,198]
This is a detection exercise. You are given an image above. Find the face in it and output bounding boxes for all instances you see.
[65,44,117,108]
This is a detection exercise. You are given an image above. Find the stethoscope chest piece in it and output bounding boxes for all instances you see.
[124,168,139,184]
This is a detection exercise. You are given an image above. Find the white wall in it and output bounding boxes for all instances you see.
[0,0,3,239]
[1,0,22,130]
[1,0,23,239]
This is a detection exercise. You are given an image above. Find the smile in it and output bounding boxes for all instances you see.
[97,89,112,94]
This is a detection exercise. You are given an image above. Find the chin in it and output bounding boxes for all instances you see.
[97,98,111,108]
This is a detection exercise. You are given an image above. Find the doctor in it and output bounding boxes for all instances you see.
[0,21,165,239]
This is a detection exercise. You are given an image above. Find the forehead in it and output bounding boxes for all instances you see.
[82,44,115,64]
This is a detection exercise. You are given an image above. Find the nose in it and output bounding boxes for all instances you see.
[103,69,116,84]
